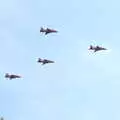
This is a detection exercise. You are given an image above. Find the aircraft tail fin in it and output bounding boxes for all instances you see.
[5,73,9,78]
[38,58,42,62]
[40,27,44,32]
[89,45,93,50]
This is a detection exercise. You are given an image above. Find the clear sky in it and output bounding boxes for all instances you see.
[0,0,120,120]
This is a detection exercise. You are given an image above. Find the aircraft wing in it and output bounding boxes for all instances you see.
[94,49,98,52]
[45,32,49,35]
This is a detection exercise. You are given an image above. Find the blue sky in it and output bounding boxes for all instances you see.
[0,0,120,120]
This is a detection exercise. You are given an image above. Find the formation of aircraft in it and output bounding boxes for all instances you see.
[37,58,54,65]
[40,27,58,35]
[5,73,21,80]
[88,45,107,52]
[3,27,109,80]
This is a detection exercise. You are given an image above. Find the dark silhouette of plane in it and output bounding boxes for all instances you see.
[5,73,21,80]
[40,27,58,35]
[89,45,107,52]
[37,58,54,65]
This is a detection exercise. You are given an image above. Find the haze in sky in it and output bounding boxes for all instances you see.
[0,0,120,120]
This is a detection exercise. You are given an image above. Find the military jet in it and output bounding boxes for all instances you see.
[40,27,58,35]
[5,73,21,80]
[89,45,107,52]
[37,58,54,65]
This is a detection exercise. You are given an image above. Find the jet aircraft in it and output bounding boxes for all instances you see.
[37,58,54,65]
[5,73,21,80]
[89,45,107,52]
[40,27,58,35]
